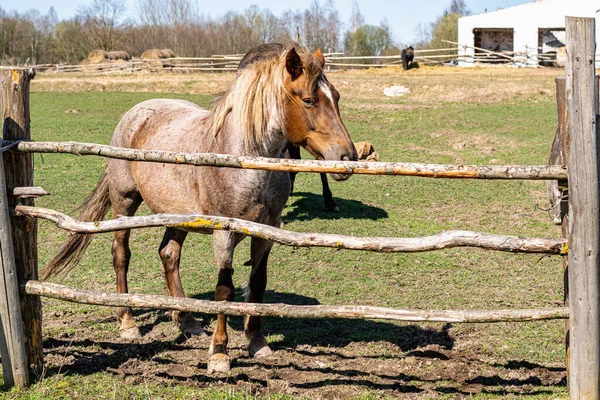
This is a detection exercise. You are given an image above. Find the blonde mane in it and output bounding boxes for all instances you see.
[207,45,323,153]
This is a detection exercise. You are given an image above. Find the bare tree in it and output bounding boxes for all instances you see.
[280,10,303,43]
[0,0,355,64]
[349,0,364,33]
[78,0,129,51]
[324,0,341,53]
[54,17,90,63]
[302,0,341,52]
[449,0,470,16]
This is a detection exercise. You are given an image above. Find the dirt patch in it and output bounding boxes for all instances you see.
[40,307,566,398]
[31,66,562,105]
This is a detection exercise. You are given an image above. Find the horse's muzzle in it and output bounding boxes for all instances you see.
[329,172,351,181]
[329,153,356,181]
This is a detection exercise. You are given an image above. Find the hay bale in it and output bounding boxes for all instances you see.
[106,51,131,61]
[87,49,108,63]
[141,48,175,59]
[141,49,164,59]
[160,48,176,58]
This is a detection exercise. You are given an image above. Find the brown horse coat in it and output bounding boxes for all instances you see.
[43,44,356,374]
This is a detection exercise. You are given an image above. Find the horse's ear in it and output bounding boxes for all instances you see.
[286,48,303,81]
[313,48,325,69]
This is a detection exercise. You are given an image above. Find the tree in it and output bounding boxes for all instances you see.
[349,0,364,32]
[449,0,469,16]
[78,0,129,51]
[344,23,392,58]
[428,12,460,49]
[417,0,470,50]
[302,0,327,51]
[324,0,342,53]
[54,17,90,63]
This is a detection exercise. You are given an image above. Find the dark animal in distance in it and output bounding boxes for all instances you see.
[401,46,415,70]
[42,43,357,374]
[239,43,342,212]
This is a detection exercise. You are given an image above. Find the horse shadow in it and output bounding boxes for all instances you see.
[283,191,388,223]
[190,289,453,353]
[38,289,565,396]
[39,289,454,378]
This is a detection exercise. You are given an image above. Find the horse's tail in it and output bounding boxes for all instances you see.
[41,168,112,280]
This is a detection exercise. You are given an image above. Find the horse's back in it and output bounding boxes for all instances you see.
[107,99,211,214]
[111,99,208,152]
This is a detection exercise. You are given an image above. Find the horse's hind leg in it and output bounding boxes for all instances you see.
[111,195,143,340]
[159,227,205,337]
[245,237,274,358]
[207,230,243,374]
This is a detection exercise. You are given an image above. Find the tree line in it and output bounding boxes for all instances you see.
[0,0,467,66]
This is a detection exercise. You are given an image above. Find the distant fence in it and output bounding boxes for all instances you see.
[23,44,600,74]
[23,46,570,74]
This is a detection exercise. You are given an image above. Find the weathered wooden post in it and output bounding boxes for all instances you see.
[0,134,29,388]
[565,16,599,398]
[0,67,43,382]
[547,75,571,380]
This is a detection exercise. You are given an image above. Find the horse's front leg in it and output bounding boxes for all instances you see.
[245,237,274,358]
[159,227,205,337]
[207,231,242,374]
[320,173,339,212]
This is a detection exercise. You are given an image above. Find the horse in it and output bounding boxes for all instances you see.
[401,46,414,70]
[42,44,357,374]
[239,43,340,212]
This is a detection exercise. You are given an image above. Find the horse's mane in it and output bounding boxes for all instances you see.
[207,44,323,153]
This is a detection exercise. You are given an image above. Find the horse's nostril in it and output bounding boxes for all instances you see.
[341,150,358,162]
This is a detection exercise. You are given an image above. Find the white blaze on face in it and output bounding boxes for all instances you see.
[319,81,335,107]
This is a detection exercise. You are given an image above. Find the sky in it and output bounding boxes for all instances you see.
[0,0,532,44]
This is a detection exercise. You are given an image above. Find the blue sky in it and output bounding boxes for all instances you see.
[0,0,531,44]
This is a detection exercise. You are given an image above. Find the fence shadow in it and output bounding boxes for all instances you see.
[283,191,388,223]
[39,288,565,396]
[191,289,454,353]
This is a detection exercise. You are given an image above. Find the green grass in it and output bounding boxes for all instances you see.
[13,83,568,398]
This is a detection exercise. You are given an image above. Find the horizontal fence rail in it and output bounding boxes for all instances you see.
[23,280,569,323]
[13,141,568,180]
[17,205,567,254]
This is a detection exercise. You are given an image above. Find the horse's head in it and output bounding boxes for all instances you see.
[281,48,357,181]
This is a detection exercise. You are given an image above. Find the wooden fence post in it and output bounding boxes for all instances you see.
[547,76,570,381]
[565,16,599,398]
[0,67,43,380]
[0,147,29,388]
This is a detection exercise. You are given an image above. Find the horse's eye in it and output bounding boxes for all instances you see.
[302,98,316,107]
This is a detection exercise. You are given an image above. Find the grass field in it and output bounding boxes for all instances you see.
[3,66,569,398]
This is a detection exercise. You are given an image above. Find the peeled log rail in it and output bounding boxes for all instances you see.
[13,141,568,180]
[17,205,567,254]
[24,280,568,323]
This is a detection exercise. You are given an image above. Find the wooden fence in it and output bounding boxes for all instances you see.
[27,46,549,74]
[0,16,597,398]
[26,45,600,73]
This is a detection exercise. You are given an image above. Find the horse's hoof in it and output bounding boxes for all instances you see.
[179,314,207,337]
[207,353,231,374]
[251,345,273,358]
[248,337,273,358]
[324,204,340,213]
[120,326,142,340]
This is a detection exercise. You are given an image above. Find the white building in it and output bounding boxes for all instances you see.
[457,0,600,67]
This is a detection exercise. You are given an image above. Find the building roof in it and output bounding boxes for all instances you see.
[460,0,599,27]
